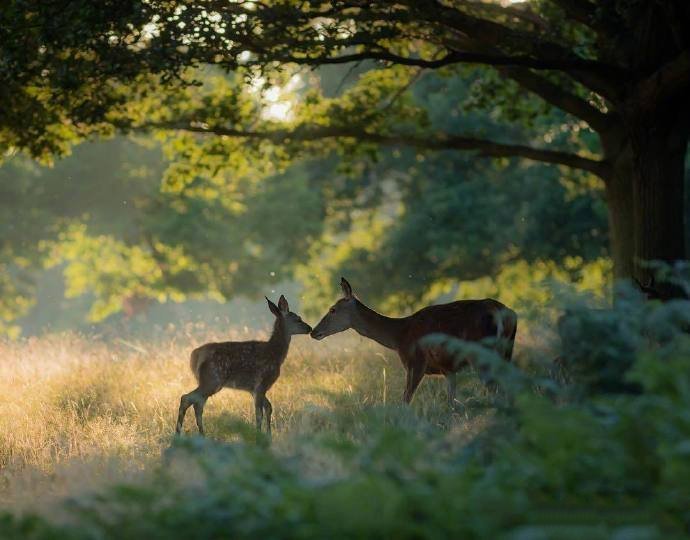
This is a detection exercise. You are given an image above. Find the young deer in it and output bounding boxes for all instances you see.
[175,295,311,436]
[311,278,517,406]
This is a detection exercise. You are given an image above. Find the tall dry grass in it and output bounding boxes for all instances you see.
[0,324,502,514]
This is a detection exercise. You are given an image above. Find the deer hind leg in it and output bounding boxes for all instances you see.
[478,362,499,394]
[193,397,208,436]
[177,388,205,434]
[176,394,191,434]
[187,361,225,436]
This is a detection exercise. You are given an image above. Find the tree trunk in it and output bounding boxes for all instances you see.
[600,1,690,296]
[630,119,688,292]
[605,142,636,281]
[603,122,688,293]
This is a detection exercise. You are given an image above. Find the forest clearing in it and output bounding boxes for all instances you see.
[2,0,690,537]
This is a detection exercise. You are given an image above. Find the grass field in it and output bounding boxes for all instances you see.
[3,304,688,538]
[0,324,501,516]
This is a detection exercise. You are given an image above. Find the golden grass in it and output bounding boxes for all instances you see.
[0,324,525,514]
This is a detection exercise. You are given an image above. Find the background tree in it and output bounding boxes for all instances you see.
[0,136,324,333]
[0,66,611,334]
[0,0,688,330]
[2,0,690,296]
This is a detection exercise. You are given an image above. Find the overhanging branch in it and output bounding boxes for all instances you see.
[138,121,609,178]
[220,0,625,98]
[240,44,614,73]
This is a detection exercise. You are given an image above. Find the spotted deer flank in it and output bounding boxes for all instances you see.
[176,295,312,437]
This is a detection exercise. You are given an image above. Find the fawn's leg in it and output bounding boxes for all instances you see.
[177,388,210,435]
[445,372,457,409]
[188,361,225,436]
[193,397,208,436]
[262,396,273,438]
[176,389,198,434]
[254,393,265,432]
[178,380,219,436]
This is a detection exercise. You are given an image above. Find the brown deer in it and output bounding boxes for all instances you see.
[175,295,311,436]
[311,278,517,405]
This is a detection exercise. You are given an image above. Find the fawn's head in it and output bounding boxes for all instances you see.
[311,277,357,340]
[266,295,312,335]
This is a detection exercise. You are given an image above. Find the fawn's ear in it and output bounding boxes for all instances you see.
[278,294,289,313]
[266,296,281,317]
[341,277,353,299]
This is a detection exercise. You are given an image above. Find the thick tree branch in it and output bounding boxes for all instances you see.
[224,1,624,96]
[499,67,613,133]
[242,44,621,102]
[445,1,548,31]
[258,47,618,73]
[137,121,609,178]
[412,0,625,96]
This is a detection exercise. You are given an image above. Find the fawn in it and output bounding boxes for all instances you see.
[175,295,312,436]
[311,278,517,405]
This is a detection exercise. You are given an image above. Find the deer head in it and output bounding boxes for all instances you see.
[266,295,312,335]
[310,277,357,340]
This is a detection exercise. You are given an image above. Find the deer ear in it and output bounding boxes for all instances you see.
[278,294,289,313]
[341,277,353,299]
[266,296,281,317]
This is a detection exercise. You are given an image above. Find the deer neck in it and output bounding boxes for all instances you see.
[268,318,290,363]
[351,300,406,350]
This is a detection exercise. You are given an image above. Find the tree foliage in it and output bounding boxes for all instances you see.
[2,1,690,329]
[0,136,324,329]
[3,0,688,289]
[0,60,615,332]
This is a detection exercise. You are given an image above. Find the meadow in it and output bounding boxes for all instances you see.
[0,324,489,511]
[1,293,690,539]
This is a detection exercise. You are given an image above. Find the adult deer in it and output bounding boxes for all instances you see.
[175,295,311,437]
[311,278,517,406]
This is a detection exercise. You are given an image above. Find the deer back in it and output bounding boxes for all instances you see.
[401,299,517,354]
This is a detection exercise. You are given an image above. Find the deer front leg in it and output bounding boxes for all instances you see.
[262,396,273,438]
[403,368,425,403]
[402,348,428,404]
[402,355,424,404]
[254,393,265,432]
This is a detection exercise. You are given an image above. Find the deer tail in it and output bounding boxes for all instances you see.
[190,348,206,382]
[494,308,517,362]
[495,314,504,345]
